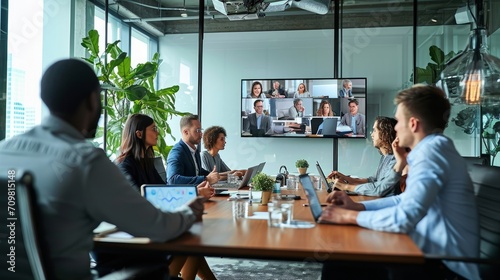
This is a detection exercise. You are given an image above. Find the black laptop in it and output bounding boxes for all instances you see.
[298,174,330,223]
[315,161,358,196]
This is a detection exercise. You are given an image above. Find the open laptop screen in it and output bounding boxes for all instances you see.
[298,174,323,222]
[141,184,197,212]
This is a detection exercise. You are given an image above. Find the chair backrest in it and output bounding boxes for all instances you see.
[154,157,167,182]
[0,171,50,280]
[469,164,500,278]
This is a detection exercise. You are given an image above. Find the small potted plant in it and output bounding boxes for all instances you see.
[295,159,309,175]
[251,172,274,205]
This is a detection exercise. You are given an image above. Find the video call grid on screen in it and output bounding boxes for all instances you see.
[241,78,367,139]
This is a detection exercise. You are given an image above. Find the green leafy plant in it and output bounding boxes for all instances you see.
[411,45,458,85]
[251,172,274,191]
[81,29,187,160]
[295,159,309,168]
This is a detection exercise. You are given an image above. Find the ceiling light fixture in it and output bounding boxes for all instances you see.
[440,0,500,105]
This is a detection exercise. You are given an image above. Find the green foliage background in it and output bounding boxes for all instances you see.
[81,30,187,160]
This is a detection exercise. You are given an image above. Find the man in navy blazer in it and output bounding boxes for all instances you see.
[167,114,220,185]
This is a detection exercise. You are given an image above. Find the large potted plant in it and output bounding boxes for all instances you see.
[251,172,274,205]
[295,159,309,175]
[81,29,186,160]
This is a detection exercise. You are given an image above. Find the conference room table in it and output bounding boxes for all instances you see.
[94,187,424,265]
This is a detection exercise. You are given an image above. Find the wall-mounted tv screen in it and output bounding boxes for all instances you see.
[241,78,367,139]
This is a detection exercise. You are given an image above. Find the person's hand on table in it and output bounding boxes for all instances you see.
[187,195,208,222]
[196,180,215,198]
[206,165,220,184]
[326,190,365,211]
[318,205,359,225]
[327,171,351,182]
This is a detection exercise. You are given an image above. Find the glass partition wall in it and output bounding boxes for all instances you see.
[416,0,500,166]
[2,1,497,168]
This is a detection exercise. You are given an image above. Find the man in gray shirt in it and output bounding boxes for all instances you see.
[0,59,206,279]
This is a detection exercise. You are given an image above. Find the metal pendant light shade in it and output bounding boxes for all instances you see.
[441,29,500,105]
[440,0,500,105]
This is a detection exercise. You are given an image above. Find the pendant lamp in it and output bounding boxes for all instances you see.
[440,1,500,105]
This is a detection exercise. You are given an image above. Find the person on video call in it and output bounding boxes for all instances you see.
[320,85,480,280]
[316,100,334,116]
[0,59,207,280]
[167,114,220,187]
[340,99,365,136]
[328,116,402,197]
[293,82,311,98]
[243,99,272,136]
[247,81,266,99]
[201,126,246,180]
[266,81,286,98]
[338,79,353,98]
[288,98,305,118]
[115,113,215,280]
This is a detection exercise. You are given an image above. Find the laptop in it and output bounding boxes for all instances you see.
[319,118,338,136]
[213,164,259,191]
[298,174,329,223]
[140,184,198,212]
[316,161,358,195]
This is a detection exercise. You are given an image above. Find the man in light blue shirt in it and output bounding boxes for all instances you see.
[319,86,480,280]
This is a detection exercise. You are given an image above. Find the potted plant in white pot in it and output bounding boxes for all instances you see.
[251,172,274,205]
[295,159,309,175]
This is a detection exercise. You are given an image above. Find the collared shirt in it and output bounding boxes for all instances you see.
[0,115,196,280]
[356,134,480,280]
[183,139,199,175]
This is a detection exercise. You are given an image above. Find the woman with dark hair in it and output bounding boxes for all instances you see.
[201,126,245,181]
[247,81,266,98]
[316,100,334,116]
[328,116,402,197]
[115,114,164,190]
[116,114,217,280]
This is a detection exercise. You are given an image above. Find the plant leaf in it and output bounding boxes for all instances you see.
[81,29,99,57]
[429,45,445,65]
[125,85,149,101]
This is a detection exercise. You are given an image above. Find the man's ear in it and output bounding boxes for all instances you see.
[135,130,142,139]
[409,117,419,132]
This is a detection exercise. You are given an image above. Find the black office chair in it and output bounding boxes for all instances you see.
[469,164,500,279]
[154,156,167,182]
[426,164,500,279]
[0,171,168,280]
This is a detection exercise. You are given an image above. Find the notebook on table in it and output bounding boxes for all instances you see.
[140,184,198,211]
[315,161,358,196]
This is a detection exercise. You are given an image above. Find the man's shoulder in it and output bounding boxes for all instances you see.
[168,141,185,159]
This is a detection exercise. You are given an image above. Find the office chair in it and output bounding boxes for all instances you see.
[0,171,168,280]
[427,164,500,279]
[154,156,167,182]
[469,164,500,279]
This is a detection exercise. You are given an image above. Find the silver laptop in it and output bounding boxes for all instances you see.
[318,118,338,136]
[140,184,198,211]
[213,164,259,190]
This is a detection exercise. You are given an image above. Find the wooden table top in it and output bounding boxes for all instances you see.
[94,189,424,264]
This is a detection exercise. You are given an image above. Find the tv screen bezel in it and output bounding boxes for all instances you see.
[240,77,367,139]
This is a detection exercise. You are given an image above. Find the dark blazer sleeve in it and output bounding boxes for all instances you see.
[166,141,205,184]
